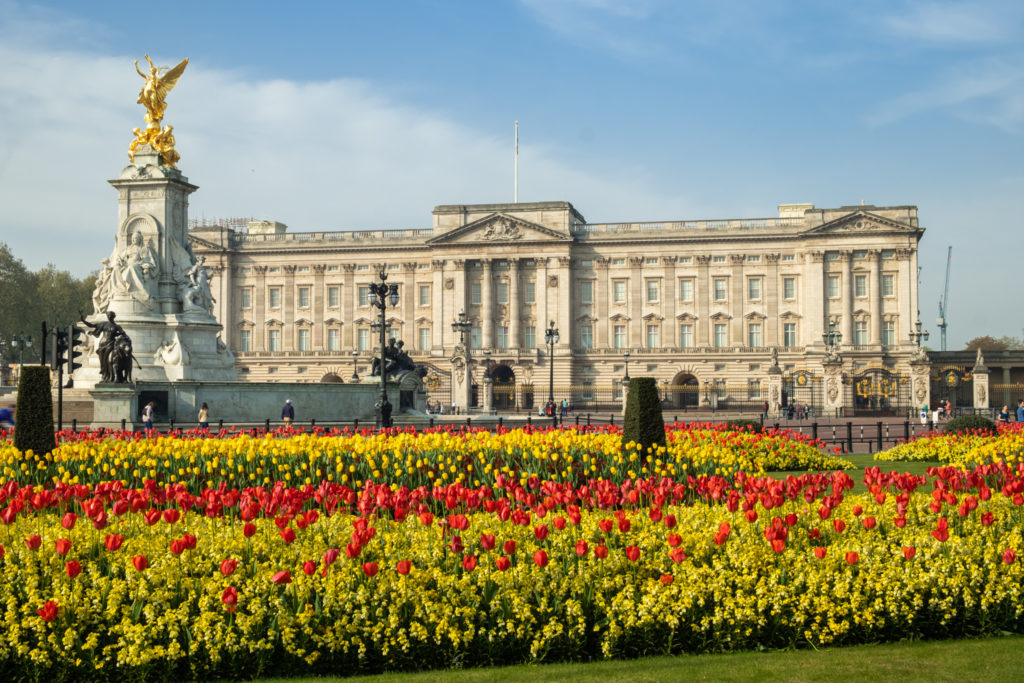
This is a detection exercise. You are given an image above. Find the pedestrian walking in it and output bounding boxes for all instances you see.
[282,399,295,425]
[198,402,210,429]
[1017,400,1024,424]
[142,401,155,430]
[997,405,1010,423]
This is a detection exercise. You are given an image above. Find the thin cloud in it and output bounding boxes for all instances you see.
[881,1,1022,43]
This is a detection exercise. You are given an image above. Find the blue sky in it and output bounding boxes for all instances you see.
[1,0,1022,348]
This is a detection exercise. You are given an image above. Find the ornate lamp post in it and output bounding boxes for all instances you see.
[823,320,842,351]
[545,320,559,424]
[623,351,631,382]
[909,319,929,347]
[370,269,399,428]
[10,333,32,372]
[350,349,360,382]
[703,379,710,408]
[451,310,473,414]
[451,309,472,346]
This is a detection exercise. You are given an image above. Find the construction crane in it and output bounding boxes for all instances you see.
[936,246,952,351]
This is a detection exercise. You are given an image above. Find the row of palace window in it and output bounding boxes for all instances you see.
[579,273,896,305]
[237,320,901,353]
[237,272,898,312]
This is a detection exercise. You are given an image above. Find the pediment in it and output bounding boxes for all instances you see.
[805,210,919,236]
[324,317,343,325]
[676,313,698,322]
[426,213,572,245]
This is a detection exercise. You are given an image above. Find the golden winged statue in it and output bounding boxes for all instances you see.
[129,55,188,168]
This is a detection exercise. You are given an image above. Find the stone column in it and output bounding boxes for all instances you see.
[696,255,711,345]
[431,260,446,352]
[869,250,881,345]
[766,253,780,345]
[822,361,844,417]
[911,360,932,417]
[481,375,494,413]
[509,258,521,349]
[663,256,678,347]
[595,257,610,348]
[556,256,573,350]
[403,262,417,344]
[481,259,494,349]
[621,377,630,416]
[629,256,644,348]
[219,262,233,348]
[839,251,852,347]
[1003,367,1012,407]
[313,264,326,349]
[536,258,550,343]
[804,252,825,347]
[450,347,472,415]
[283,265,296,350]
[342,264,356,349]
[730,254,745,345]
[453,259,467,344]
[253,266,268,351]
[973,351,990,412]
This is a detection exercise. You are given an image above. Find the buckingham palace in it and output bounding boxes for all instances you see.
[188,200,926,415]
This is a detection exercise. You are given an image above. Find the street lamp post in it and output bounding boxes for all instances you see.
[909,319,929,347]
[451,310,472,414]
[370,269,399,429]
[623,351,631,382]
[823,320,842,356]
[10,333,32,373]
[350,350,360,382]
[545,320,559,426]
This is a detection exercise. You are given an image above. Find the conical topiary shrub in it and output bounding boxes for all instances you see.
[14,365,56,456]
[621,376,666,455]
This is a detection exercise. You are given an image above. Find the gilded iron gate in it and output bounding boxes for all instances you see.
[419,363,451,413]
[930,365,974,411]
[844,367,910,416]
[782,370,822,414]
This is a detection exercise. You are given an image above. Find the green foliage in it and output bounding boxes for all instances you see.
[964,336,1009,351]
[622,377,666,453]
[726,418,763,433]
[13,365,55,455]
[943,414,997,435]
[0,242,95,368]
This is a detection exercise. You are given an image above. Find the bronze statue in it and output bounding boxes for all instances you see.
[129,55,188,167]
[80,311,130,383]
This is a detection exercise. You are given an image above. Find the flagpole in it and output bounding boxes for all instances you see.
[514,121,519,204]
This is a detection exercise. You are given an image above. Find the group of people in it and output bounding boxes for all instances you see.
[540,399,573,419]
[424,401,455,415]
[996,400,1024,423]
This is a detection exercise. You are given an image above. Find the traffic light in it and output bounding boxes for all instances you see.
[49,328,68,371]
[67,324,84,375]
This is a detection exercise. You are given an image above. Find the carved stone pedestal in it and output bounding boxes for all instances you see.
[910,359,932,415]
[972,350,990,412]
[89,385,139,430]
[450,346,472,414]
[822,361,844,417]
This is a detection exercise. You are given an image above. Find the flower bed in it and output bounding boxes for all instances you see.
[875,424,1024,468]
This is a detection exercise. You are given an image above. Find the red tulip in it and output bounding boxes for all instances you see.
[54,538,72,555]
[221,586,238,611]
[322,549,340,566]
[65,561,82,578]
[664,513,677,528]
[346,541,362,558]
[279,528,296,544]
[894,516,907,528]
[594,544,609,559]
[449,535,464,554]
[981,512,995,527]
[851,505,863,517]
[813,547,827,559]
[0,545,4,560]
[845,551,859,565]
[163,509,180,524]
[599,519,613,533]
[784,513,798,527]
[396,560,412,575]
[302,561,316,576]
[362,561,379,577]
[502,539,517,555]
[902,546,916,560]
[1014,494,1023,506]
[36,601,58,622]
[660,573,674,585]
[575,539,589,557]
[25,534,41,550]
[625,545,641,562]
[220,558,238,576]
[648,508,662,523]
[495,556,511,571]
[104,534,124,552]
[419,512,434,526]
[462,555,477,571]
[862,517,877,531]
[271,570,292,585]
[670,548,686,563]
[480,533,496,550]
[169,539,185,555]
[144,509,161,526]
[533,550,549,568]
[183,534,197,549]
[132,554,148,571]
[833,520,846,534]
[553,516,567,530]
[61,512,77,530]
[617,517,631,533]
[243,522,256,538]
[1004,548,1016,565]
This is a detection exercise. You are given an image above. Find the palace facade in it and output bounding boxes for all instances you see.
[189,200,924,414]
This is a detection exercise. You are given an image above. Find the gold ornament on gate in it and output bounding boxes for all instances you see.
[129,55,189,168]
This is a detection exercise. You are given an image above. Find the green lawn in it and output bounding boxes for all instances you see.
[253,635,1023,682]
[771,453,934,495]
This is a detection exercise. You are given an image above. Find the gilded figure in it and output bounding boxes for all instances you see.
[129,55,188,167]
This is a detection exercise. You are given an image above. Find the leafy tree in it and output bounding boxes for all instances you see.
[964,336,1008,352]
[997,335,1024,350]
